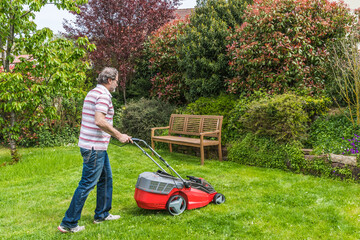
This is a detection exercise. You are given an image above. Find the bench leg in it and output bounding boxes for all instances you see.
[200,146,205,165]
[169,143,172,153]
[151,139,155,155]
[218,144,223,161]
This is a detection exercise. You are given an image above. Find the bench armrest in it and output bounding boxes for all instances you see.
[151,126,170,130]
[151,126,170,137]
[200,130,220,136]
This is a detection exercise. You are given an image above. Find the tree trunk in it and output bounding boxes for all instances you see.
[122,74,127,105]
[9,111,20,163]
[123,87,127,105]
[9,139,19,163]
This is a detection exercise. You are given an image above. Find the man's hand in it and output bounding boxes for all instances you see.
[117,133,133,143]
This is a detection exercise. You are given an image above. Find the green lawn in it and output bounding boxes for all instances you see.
[1,145,360,239]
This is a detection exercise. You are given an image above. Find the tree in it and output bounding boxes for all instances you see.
[331,34,360,126]
[226,0,357,96]
[0,0,95,162]
[178,0,250,102]
[64,0,180,103]
[144,18,189,104]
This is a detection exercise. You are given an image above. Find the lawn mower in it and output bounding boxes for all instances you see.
[131,138,225,216]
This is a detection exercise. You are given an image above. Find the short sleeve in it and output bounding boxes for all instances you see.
[95,94,111,114]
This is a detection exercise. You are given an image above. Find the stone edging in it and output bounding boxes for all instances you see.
[303,149,357,166]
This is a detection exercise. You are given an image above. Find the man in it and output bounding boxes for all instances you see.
[58,67,132,233]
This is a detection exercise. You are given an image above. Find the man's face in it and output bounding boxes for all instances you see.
[109,76,118,92]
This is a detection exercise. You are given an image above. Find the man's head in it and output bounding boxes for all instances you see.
[97,67,119,92]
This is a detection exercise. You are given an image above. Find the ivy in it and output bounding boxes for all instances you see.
[228,133,358,182]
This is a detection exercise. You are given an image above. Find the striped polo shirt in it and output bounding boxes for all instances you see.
[78,84,114,150]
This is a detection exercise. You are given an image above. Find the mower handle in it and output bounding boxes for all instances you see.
[131,138,189,186]
[131,138,168,173]
[131,138,162,157]
[131,138,141,142]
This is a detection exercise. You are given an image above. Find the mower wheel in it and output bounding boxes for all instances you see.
[166,194,187,216]
[213,193,225,205]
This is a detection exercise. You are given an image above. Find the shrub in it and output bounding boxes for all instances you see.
[308,114,360,154]
[181,92,330,143]
[239,93,309,143]
[150,72,185,104]
[302,95,332,122]
[182,94,238,143]
[224,91,272,141]
[13,95,84,148]
[144,18,189,104]
[17,124,79,148]
[228,133,305,172]
[178,0,249,102]
[226,0,356,95]
[120,98,175,143]
[36,125,79,148]
[228,133,355,180]
[227,93,330,142]
[127,61,152,100]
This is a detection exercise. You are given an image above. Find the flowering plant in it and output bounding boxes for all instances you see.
[144,18,189,103]
[342,134,360,155]
[226,0,357,96]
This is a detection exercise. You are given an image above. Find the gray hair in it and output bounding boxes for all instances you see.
[97,67,118,84]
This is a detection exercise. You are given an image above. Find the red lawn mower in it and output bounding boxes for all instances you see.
[132,138,225,216]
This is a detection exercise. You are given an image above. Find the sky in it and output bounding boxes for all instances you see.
[34,0,197,34]
[34,0,360,34]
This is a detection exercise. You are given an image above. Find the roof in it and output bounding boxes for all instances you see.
[0,54,33,72]
[13,55,33,63]
[173,8,193,19]
[0,54,32,64]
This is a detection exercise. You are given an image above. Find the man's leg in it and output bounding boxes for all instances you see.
[94,151,113,220]
[60,148,104,229]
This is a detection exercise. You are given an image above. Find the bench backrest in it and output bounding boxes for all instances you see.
[169,114,223,137]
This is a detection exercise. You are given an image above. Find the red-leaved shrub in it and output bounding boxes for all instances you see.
[226,0,358,96]
[145,18,189,103]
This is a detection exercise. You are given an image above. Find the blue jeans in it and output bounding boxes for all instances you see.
[60,148,113,228]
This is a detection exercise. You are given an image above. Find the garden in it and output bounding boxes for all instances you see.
[1,146,360,239]
[1,0,360,239]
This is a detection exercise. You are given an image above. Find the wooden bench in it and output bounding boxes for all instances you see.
[151,114,223,165]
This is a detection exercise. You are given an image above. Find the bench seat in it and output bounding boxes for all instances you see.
[152,135,220,147]
[151,114,223,165]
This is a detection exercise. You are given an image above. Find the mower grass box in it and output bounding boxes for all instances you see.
[132,138,225,215]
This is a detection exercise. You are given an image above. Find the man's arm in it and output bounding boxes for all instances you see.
[94,111,132,143]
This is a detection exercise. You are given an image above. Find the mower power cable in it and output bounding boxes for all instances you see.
[111,141,129,148]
